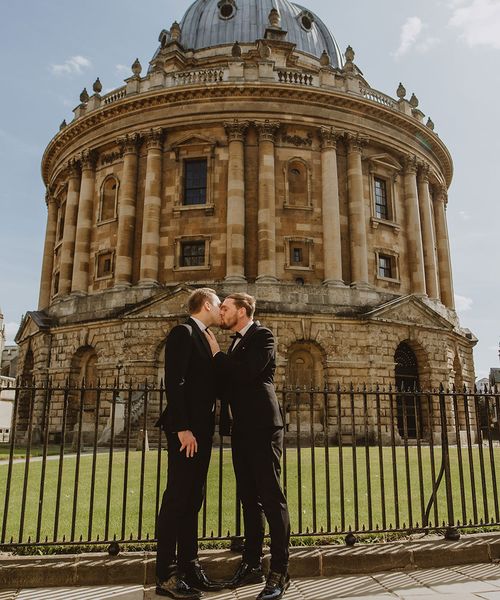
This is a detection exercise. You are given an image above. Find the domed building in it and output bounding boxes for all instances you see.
[16,0,476,442]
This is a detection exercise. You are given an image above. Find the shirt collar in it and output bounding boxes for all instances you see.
[236,320,254,338]
[190,316,208,331]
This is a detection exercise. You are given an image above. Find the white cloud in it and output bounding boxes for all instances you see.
[395,16,423,57]
[4,322,20,345]
[449,0,500,49]
[116,64,130,75]
[416,37,441,53]
[455,294,474,312]
[50,55,92,76]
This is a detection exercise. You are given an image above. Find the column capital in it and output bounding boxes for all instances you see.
[45,190,57,207]
[224,119,250,142]
[255,119,281,142]
[79,148,98,170]
[403,154,419,175]
[434,183,448,204]
[66,157,80,178]
[417,162,431,183]
[345,132,369,153]
[117,132,142,154]
[144,127,165,150]
[319,126,342,151]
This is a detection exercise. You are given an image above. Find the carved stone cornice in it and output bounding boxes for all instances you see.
[79,148,98,170]
[255,119,281,143]
[403,154,418,175]
[224,119,250,142]
[345,132,369,153]
[319,126,342,151]
[417,162,431,183]
[117,132,142,154]
[144,127,164,150]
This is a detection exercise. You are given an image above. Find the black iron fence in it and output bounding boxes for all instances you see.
[1,380,500,550]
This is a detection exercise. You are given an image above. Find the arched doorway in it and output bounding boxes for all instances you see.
[286,343,324,436]
[17,349,34,437]
[395,342,421,439]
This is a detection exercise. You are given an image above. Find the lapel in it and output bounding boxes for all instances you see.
[231,322,259,355]
[187,317,213,358]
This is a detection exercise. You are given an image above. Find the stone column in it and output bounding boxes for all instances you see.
[139,128,163,286]
[224,119,249,283]
[319,127,344,286]
[404,155,426,296]
[417,164,439,299]
[256,120,280,283]
[346,133,370,288]
[71,149,97,295]
[38,191,58,309]
[434,185,455,309]
[59,159,81,296]
[115,133,140,288]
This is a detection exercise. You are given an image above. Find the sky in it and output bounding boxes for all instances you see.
[0,0,499,379]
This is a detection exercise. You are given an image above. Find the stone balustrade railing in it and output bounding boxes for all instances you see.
[72,65,429,128]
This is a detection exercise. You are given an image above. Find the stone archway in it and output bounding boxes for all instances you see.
[394,342,421,439]
[16,349,34,439]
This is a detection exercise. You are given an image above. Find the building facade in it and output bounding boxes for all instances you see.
[16,0,476,443]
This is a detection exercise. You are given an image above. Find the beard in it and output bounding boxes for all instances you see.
[220,313,237,330]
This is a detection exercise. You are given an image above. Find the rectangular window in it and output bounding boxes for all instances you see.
[374,177,389,220]
[97,252,114,278]
[292,247,303,264]
[181,241,205,267]
[184,159,207,205]
[378,254,393,279]
[57,203,66,242]
[53,272,60,295]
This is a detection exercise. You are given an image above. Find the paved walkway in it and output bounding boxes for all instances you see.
[5,563,500,599]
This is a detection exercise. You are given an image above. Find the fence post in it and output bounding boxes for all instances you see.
[439,384,460,541]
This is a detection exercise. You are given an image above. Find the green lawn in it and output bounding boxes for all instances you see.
[1,445,499,545]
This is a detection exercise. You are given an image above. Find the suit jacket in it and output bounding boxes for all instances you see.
[156,318,217,437]
[214,321,283,434]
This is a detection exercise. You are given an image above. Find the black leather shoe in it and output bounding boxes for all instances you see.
[256,571,291,600]
[183,560,224,592]
[226,560,265,588]
[155,575,202,599]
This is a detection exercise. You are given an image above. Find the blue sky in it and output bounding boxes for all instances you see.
[1,0,499,379]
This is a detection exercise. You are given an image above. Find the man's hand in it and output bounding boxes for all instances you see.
[178,430,198,457]
[204,329,221,355]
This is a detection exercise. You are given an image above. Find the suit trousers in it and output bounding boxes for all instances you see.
[156,432,212,580]
[232,427,290,573]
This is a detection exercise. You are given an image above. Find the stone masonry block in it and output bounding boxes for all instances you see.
[322,544,412,575]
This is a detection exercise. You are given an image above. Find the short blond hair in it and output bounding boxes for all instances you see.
[187,288,218,314]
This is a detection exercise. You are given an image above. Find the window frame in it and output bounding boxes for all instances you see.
[284,237,314,271]
[283,157,313,210]
[375,249,400,284]
[95,249,115,280]
[98,175,119,224]
[174,235,211,271]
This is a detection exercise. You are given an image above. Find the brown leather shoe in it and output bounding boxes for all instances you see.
[155,574,202,599]
[256,571,291,600]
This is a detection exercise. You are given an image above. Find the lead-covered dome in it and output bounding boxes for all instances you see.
[177,0,343,66]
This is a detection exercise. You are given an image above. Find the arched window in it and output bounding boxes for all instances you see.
[99,177,118,222]
[395,342,421,439]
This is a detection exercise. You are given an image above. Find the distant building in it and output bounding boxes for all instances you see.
[16,0,476,444]
[1,345,19,378]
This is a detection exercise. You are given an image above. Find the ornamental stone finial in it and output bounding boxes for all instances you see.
[268,8,281,27]
[131,58,142,77]
[397,82,406,99]
[345,45,355,62]
[409,93,419,108]
[170,21,181,41]
[426,117,435,130]
[79,88,89,103]
[232,41,242,58]
[59,120,67,131]
[320,50,330,67]
[93,77,102,94]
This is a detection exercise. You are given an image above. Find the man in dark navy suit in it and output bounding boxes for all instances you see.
[205,293,291,600]
[155,288,223,599]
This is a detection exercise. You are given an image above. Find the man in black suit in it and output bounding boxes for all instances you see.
[205,293,291,600]
[155,288,224,599]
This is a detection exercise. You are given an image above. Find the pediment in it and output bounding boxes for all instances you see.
[171,133,217,149]
[15,311,51,344]
[122,285,194,319]
[364,295,454,331]
[368,153,402,172]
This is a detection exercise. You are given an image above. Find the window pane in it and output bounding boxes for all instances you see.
[378,255,393,278]
[184,159,207,205]
[181,241,205,267]
[374,177,389,220]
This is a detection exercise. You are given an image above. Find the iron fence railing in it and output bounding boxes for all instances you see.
[1,381,500,551]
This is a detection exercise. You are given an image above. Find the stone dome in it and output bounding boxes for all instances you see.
[176,0,343,66]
